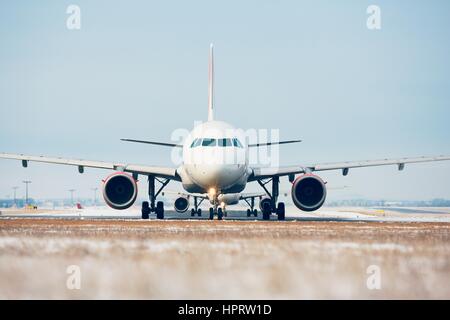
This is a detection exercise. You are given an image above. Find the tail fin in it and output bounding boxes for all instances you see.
[208,43,214,121]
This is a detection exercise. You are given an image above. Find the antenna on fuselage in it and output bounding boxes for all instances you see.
[208,43,214,121]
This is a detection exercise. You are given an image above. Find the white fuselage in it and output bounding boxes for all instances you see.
[177,120,250,197]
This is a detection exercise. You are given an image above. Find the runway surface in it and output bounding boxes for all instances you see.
[1,205,450,222]
[1,207,450,299]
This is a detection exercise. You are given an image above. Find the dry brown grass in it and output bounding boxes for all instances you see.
[1,219,449,299]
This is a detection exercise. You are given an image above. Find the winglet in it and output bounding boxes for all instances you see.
[208,43,214,121]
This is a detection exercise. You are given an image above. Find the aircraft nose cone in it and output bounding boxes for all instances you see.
[192,164,244,189]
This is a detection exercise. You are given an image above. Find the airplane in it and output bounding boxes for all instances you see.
[1,44,450,221]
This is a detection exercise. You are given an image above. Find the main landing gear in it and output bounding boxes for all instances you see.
[257,176,286,221]
[141,200,165,219]
[191,196,203,217]
[261,202,285,221]
[244,196,258,218]
[141,175,169,220]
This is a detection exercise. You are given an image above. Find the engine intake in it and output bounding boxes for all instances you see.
[174,197,190,213]
[102,172,138,210]
[291,174,326,212]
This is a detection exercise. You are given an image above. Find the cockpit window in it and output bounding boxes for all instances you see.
[232,138,243,148]
[202,138,217,147]
[190,138,202,148]
[218,138,232,147]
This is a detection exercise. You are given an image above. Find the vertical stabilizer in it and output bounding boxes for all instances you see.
[208,43,214,121]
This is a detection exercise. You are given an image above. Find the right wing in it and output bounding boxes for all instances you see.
[249,155,450,180]
[0,152,180,181]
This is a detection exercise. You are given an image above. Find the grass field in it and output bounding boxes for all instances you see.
[0,218,449,299]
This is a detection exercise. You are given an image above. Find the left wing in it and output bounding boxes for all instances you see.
[0,152,180,180]
[249,155,450,180]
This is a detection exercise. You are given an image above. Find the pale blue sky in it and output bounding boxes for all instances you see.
[1,0,449,201]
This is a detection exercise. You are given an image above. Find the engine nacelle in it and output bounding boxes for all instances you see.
[291,174,327,212]
[102,172,138,210]
[259,196,272,211]
[174,197,190,213]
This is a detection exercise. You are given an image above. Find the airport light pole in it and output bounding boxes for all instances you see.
[22,181,31,206]
[12,186,18,207]
[92,187,98,206]
[68,189,76,206]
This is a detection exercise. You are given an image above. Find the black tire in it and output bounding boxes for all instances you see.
[156,201,164,219]
[277,202,285,221]
[253,209,258,217]
[246,209,251,217]
[197,208,202,217]
[191,208,195,217]
[262,202,271,221]
[141,201,150,219]
[217,208,223,220]
[209,208,214,220]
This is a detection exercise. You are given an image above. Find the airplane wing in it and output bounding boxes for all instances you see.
[239,192,266,200]
[0,152,180,181]
[249,155,450,180]
[161,190,209,199]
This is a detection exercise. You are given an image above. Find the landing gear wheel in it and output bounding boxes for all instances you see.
[217,208,223,220]
[262,202,271,221]
[141,201,150,220]
[191,208,196,217]
[209,208,214,220]
[277,202,285,221]
[156,201,164,219]
[246,209,251,217]
[253,209,258,217]
[197,208,202,217]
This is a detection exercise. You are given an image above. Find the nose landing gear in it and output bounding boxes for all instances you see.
[208,204,224,220]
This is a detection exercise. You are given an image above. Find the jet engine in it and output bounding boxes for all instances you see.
[259,196,272,211]
[174,196,190,213]
[291,174,327,212]
[102,172,138,210]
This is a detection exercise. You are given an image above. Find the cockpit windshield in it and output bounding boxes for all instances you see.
[232,138,243,148]
[202,138,217,147]
[218,138,232,147]
[190,138,243,148]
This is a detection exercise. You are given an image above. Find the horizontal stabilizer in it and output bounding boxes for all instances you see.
[248,139,302,147]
